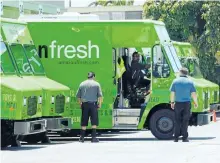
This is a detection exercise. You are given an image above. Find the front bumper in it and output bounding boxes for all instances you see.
[210,103,220,112]
[45,117,72,131]
[197,112,214,126]
[14,119,47,135]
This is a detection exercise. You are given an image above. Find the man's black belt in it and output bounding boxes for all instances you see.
[83,101,97,104]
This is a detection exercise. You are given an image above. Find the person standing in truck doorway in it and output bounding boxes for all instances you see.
[76,72,103,143]
[170,67,198,142]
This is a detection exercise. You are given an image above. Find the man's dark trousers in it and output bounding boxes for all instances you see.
[174,102,191,140]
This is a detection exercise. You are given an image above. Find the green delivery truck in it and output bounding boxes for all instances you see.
[1,18,72,143]
[24,18,215,139]
[173,41,220,112]
[0,34,46,147]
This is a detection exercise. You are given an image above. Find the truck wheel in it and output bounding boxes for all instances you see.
[22,132,48,144]
[1,124,13,148]
[149,109,175,140]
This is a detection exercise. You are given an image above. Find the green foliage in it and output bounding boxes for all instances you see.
[143,0,205,42]
[143,0,220,84]
[198,2,220,84]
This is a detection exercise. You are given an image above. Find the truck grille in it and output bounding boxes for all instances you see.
[27,96,37,116]
[214,91,218,102]
[204,92,208,109]
[55,94,65,114]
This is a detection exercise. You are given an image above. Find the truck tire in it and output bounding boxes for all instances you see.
[1,123,13,148]
[22,132,48,144]
[149,109,175,140]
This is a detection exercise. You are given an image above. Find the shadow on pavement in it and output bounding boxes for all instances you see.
[93,136,216,142]
[188,137,216,140]
[1,146,45,151]
[49,137,159,142]
[21,142,68,146]
[44,136,217,142]
[100,131,139,135]
[98,137,160,141]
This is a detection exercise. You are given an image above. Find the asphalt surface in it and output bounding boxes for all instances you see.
[1,117,220,163]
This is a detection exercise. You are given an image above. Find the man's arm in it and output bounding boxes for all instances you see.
[76,86,82,106]
[97,84,103,108]
[190,82,198,108]
[191,92,198,108]
[77,98,82,105]
[170,92,175,103]
[170,92,175,109]
[169,81,176,109]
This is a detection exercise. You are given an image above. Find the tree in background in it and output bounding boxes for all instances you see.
[198,2,220,83]
[143,0,220,84]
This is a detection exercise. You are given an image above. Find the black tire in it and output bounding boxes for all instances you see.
[149,109,175,140]
[22,132,47,144]
[1,123,13,148]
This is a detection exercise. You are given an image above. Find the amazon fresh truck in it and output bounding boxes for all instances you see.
[1,18,72,143]
[0,34,46,147]
[23,17,215,139]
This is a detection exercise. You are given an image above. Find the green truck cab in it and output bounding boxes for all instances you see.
[24,18,214,139]
[1,18,72,143]
[0,34,46,147]
[173,41,220,112]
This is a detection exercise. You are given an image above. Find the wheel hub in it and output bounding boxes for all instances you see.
[157,117,174,133]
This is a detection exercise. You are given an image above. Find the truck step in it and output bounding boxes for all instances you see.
[113,124,138,130]
[113,109,141,117]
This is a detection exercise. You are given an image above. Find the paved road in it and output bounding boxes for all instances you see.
[1,120,220,163]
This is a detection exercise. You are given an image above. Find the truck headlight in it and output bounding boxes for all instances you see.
[66,96,70,103]
[38,96,42,104]
[51,96,55,104]
[23,97,27,106]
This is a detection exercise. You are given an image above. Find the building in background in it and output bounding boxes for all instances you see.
[1,0,68,18]
[1,0,144,19]
[67,5,143,20]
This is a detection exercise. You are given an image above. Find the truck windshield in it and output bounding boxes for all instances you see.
[9,44,32,75]
[23,44,45,75]
[154,25,182,73]
[181,57,203,78]
[163,45,182,73]
[0,42,16,74]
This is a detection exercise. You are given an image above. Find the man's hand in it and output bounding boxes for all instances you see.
[191,92,198,109]
[194,102,198,109]
[97,104,101,109]
[171,103,175,110]
[79,103,82,109]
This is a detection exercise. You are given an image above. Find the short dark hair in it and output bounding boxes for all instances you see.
[88,71,95,78]
[132,51,139,57]
[180,67,188,75]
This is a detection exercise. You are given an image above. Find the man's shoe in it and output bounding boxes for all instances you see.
[79,137,84,143]
[91,137,99,143]
[79,129,85,143]
[182,139,189,142]
[174,138,178,142]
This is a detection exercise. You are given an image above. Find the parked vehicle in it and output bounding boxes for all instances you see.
[0,35,46,147]
[22,17,215,139]
[1,18,72,144]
